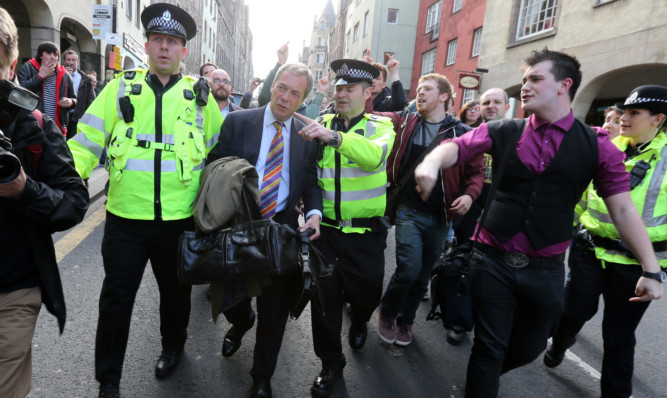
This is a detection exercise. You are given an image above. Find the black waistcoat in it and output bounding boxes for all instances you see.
[484,118,598,249]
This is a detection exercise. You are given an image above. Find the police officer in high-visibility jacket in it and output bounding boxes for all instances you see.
[545,85,667,398]
[67,4,222,397]
[295,59,395,397]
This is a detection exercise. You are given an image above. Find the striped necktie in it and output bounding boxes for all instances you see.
[259,121,284,219]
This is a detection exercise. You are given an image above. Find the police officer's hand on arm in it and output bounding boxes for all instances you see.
[604,192,664,301]
[414,142,460,201]
[0,168,26,198]
[294,113,341,149]
[449,194,473,215]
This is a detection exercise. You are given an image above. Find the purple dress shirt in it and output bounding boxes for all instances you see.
[453,111,629,257]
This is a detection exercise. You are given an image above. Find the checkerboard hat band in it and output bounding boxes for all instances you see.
[147,15,187,39]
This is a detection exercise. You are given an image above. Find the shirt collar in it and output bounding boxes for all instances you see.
[529,109,575,132]
[264,105,292,131]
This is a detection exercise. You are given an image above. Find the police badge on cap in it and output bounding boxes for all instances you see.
[330,59,380,86]
[618,85,667,115]
[141,3,197,42]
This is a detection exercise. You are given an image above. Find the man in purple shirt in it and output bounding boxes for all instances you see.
[415,49,663,398]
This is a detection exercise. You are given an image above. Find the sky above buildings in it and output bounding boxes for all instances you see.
[246,0,332,77]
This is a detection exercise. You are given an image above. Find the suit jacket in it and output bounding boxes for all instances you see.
[207,105,322,229]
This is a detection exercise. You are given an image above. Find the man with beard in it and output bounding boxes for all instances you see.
[208,68,241,119]
[376,73,483,347]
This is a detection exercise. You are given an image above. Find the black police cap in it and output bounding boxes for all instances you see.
[330,59,380,86]
[618,85,667,114]
[141,3,196,42]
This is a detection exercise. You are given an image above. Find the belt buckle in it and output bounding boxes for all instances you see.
[339,219,351,228]
[503,251,529,268]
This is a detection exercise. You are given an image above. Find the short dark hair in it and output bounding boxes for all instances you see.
[35,41,60,63]
[524,48,582,101]
[199,61,217,76]
[373,62,388,82]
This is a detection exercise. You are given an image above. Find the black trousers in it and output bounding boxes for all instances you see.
[222,272,301,383]
[465,248,565,398]
[551,241,650,398]
[96,213,193,386]
[311,226,387,370]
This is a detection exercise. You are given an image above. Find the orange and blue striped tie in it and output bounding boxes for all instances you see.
[259,121,284,219]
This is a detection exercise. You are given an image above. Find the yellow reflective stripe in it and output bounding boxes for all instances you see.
[71,130,104,158]
[322,185,386,202]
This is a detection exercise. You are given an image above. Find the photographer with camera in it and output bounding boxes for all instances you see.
[17,41,76,137]
[0,7,89,397]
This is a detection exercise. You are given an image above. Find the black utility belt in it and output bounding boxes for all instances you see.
[474,243,564,269]
[578,230,667,259]
[322,216,391,232]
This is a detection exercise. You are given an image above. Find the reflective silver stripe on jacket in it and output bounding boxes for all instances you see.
[322,185,386,202]
[319,165,386,180]
[207,133,219,149]
[135,134,176,145]
[79,113,110,142]
[116,78,127,119]
[642,146,667,227]
[71,125,104,158]
[123,158,204,173]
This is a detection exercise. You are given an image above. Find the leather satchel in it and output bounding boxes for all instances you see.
[178,181,299,285]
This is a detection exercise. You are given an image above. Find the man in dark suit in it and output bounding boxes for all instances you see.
[207,62,323,398]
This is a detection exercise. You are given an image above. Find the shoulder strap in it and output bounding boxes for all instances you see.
[472,119,526,243]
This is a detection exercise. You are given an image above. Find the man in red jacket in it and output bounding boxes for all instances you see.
[376,73,483,346]
[17,41,76,136]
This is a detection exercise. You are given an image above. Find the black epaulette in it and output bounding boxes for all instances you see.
[367,114,380,121]
[124,71,136,80]
[183,89,195,101]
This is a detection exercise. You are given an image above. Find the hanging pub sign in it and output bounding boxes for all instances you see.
[458,73,481,90]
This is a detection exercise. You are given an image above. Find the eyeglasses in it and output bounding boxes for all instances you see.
[211,79,231,85]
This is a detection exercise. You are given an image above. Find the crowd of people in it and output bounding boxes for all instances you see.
[0,2,665,398]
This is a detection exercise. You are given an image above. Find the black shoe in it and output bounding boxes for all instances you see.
[348,322,367,350]
[155,349,183,378]
[222,316,255,358]
[251,381,272,398]
[543,337,576,368]
[99,383,120,398]
[446,329,466,346]
[311,368,342,397]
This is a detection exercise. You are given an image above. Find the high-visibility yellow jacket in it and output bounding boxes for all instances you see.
[318,113,395,234]
[578,130,667,266]
[68,69,222,221]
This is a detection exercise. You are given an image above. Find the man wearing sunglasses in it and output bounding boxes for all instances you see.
[208,69,241,119]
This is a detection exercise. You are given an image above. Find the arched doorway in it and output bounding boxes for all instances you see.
[0,0,54,68]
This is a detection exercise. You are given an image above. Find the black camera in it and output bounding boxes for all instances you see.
[0,79,39,184]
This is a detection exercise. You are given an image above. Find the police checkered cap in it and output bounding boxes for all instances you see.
[330,59,379,86]
[619,85,667,114]
[141,3,196,41]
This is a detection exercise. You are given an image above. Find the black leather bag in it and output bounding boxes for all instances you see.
[177,182,299,285]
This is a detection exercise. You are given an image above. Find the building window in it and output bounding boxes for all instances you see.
[452,0,462,13]
[353,22,359,41]
[315,70,323,81]
[595,0,615,4]
[471,27,482,57]
[363,11,370,36]
[320,21,326,30]
[346,30,350,52]
[462,89,476,104]
[126,0,132,19]
[421,48,436,75]
[319,36,326,46]
[316,54,325,64]
[446,38,457,65]
[387,8,398,24]
[426,1,441,36]
[515,0,558,40]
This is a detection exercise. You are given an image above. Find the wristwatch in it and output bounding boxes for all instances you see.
[641,270,667,283]
[328,130,339,147]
